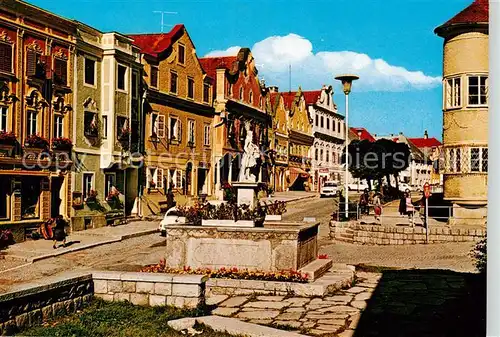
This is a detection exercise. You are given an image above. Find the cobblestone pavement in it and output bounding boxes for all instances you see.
[0,233,165,292]
[209,269,485,337]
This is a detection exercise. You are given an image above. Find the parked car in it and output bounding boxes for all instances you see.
[347,182,369,192]
[159,207,186,236]
[398,183,411,192]
[320,181,338,197]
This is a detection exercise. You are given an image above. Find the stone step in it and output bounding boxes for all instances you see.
[299,258,333,282]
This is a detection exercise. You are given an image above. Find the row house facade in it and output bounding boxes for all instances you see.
[306,85,345,191]
[71,23,143,230]
[282,88,314,191]
[130,25,215,213]
[0,1,77,241]
[199,50,271,200]
[268,88,289,192]
[435,0,488,225]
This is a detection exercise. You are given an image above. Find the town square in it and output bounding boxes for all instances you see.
[0,0,492,336]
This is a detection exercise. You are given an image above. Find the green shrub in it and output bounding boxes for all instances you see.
[470,235,486,273]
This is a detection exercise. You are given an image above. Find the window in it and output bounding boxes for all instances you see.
[315,115,319,127]
[26,49,43,77]
[456,148,461,172]
[132,71,139,100]
[104,173,116,197]
[83,173,94,199]
[53,115,63,138]
[116,116,129,139]
[117,64,127,91]
[315,148,319,161]
[333,120,336,132]
[176,169,183,189]
[468,75,488,106]
[449,148,455,172]
[470,147,488,172]
[327,119,330,130]
[84,58,96,86]
[239,87,243,100]
[169,116,182,142]
[0,42,13,73]
[445,77,461,108]
[102,116,108,139]
[151,113,165,138]
[188,119,195,145]
[482,148,488,172]
[178,44,185,64]
[84,111,98,138]
[170,71,178,94]
[187,77,194,99]
[320,149,324,161]
[203,83,210,103]
[147,167,164,189]
[249,92,253,104]
[204,124,210,146]
[0,106,7,131]
[320,116,324,128]
[150,66,159,88]
[27,110,37,136]
[326,151,329,162]
[53,58,67,86]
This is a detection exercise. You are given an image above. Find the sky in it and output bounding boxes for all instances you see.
[29,0,474,140]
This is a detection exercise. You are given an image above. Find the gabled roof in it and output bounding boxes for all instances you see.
[282,91,300,110]
[302,90,321,105]
[435,0,488,36]
[128,24,185,58]
[350,127,375,142]
[198,56,238,80]
[408,137,442,149]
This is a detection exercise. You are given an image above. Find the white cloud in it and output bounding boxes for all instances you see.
[205,33,441,92]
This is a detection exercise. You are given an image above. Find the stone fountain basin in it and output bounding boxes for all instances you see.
[165,222,319,272]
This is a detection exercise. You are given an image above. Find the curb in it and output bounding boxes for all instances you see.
[1,228,160,268]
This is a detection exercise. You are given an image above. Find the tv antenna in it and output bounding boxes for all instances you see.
[153,11,178,33]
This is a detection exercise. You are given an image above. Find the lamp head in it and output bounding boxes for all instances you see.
[335,74,359,95]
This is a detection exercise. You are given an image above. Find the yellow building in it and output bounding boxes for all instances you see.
[435,0,488,225]
[282,88,314,191]
[130,25,215,212]
[268,87,289,192]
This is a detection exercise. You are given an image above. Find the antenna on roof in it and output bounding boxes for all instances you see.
[153,11,178,33]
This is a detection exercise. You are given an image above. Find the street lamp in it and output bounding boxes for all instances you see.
[335,74,359,218]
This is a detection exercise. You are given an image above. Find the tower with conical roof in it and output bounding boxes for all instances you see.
[435,0,488,225]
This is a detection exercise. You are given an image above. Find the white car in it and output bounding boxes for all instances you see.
[398,183,411,192]
[320,181,338,197]
[347,182,369,192]
[159,207,186,236]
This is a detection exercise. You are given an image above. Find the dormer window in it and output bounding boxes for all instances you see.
[178,44,185,65]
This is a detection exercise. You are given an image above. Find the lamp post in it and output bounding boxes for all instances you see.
[335,74,359,218]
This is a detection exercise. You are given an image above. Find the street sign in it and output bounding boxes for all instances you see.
[423,182,431,199]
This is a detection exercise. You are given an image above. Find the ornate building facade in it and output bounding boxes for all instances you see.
[435,0,488,225]
[268,87,289,192]
[282,88,314,191]
[0,1,76,241]
[199,50,271,199]
[306,85,345,191]
[131,25,215,212]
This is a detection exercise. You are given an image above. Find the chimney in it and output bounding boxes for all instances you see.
[424,130,428,139]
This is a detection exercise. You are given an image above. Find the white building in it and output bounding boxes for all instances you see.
[306,85,346,191]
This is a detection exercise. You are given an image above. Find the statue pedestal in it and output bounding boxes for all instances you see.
[233,182,258,210]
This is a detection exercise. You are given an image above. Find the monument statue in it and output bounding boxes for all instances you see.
[239,121,261,182]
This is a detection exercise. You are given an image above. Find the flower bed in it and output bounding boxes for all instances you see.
[141,262,309,283]
[177,201,266,226]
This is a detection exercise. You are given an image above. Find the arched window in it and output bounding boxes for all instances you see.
[239,87,244,100]
[249,91,253,104]
[315,148,319,161]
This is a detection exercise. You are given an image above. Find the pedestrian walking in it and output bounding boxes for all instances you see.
[359,189,370,216]
[373,192,382,222]
[405,191,415,226]
[52,215,68,249]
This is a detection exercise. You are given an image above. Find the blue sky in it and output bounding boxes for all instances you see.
[30,0,473,140]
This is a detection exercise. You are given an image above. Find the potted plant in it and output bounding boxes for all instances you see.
[222,182,234,202]
[52,137,73,151]
[264,200,287,221]
[85,190,98,204]
[24,134,49,149]
[0,131,17,146]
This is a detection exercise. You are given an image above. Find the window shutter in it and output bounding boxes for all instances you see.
[157,115,165,138]
[157,169,164,189]
[0,43,12,73]
[26,50,37,76]
[54,59,67,85]
[146,169,153,188]
[177,119,182,142]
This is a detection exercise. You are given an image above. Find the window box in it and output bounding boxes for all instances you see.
[51,137,73,151]
[85,190,98,204]
[24,134,49,149]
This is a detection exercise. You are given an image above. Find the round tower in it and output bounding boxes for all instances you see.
[435,0,488,225]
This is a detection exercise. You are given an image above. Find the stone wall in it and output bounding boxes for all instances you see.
[330,221,486,245]
[93,271,207,309]
[0,273,93,336]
